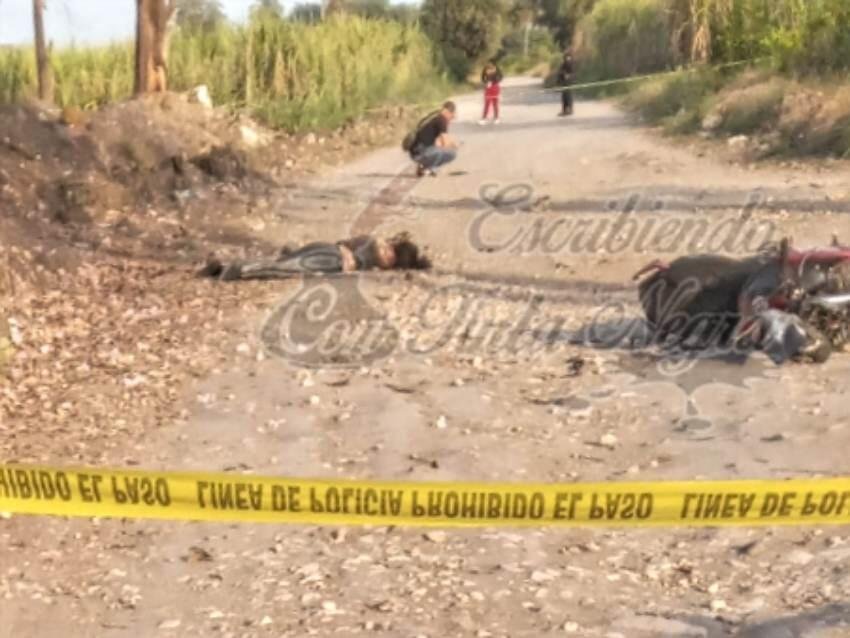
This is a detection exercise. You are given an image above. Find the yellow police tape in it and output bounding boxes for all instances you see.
[2,464,850,528]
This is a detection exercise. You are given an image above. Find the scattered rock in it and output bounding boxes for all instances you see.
[187,85,213,109]
[531,569,558,583]
[239,124,262,148]
[740,598,766,614]
[702,112,723,132]
[710,599,727,612]
[191,145,249,182]
[0,318,11,369]
[60,105,87,128]
[571,405,594,421]
[600,433,618,449]
[785,549,815,566]
[728,135,750,151]
[182,546,213,563]
[613,615,708,637]
[424,531,447,544]
[566,356,585,376]
[386,380,422,394]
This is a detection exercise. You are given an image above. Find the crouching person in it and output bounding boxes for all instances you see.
[409,101,459,177]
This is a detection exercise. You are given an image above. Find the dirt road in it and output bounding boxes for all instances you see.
[4,78,850,637]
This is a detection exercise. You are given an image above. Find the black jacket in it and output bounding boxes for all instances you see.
[558,59,574,85]
[481,65,503,85]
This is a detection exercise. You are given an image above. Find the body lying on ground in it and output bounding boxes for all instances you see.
[199,233,431,281]
[634,238,850,364]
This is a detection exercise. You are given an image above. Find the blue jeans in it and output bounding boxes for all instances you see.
[414,145,457,170]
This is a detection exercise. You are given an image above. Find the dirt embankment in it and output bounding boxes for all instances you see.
[0,93,419,275]
[0,92,419,461]
[625,68,850,161]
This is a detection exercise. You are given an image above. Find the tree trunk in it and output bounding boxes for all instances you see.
[325,0,346,17]
[32,0,54,103]
[135,0,176,95]
[523,20,532,57]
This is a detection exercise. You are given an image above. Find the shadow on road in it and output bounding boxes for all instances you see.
[462,114,637,133]
[737,604,850,637]
[403,184,850,215]
[623,605,850,637]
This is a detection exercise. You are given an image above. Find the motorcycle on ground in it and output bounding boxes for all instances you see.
[633,238,850,364]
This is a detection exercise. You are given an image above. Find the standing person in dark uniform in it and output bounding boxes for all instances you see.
[410,101,459,177]
[557,50,575,117]
[479,60,504,125]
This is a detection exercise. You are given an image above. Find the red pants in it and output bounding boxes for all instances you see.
[483,96,500,119]
[483,84,501,119]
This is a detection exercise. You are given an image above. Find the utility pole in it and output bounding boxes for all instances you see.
[523,20,532,57]
[32,0,54,103]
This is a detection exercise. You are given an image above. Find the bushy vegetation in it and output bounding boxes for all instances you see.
[707,0,850,72]
[623,68,723,129]
[419,0,563,81]
[421,0,506,80]
[0,14,450,132]
[575,0,672,80]
[574,0,850,81]
[573,0,850,156]
[625,64,850,157]
[498,27,559,75]
[713,76,786,134]
[4,0,850,151]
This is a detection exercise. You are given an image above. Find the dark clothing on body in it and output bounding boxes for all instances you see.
[557,58,574,85]
[412,114,448,153]
[636,250,835,362]
[638,254,771,345]
[481,65,503,85]
[411,113,456,172]
[203,236,387,282]
[558,58,574,115]
[561,87,574,115]
[337,236,385,270]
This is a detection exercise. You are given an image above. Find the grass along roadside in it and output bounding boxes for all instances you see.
[0,15,453,133]
[622,66,850,159]
[567,0,850,159]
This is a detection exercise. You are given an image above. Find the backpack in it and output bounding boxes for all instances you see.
[402,109,440,153]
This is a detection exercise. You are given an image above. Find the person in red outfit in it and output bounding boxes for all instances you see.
[479,60,504,125]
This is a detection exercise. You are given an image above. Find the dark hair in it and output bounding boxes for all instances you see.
[442,101,457,114]
[391,233,432,270]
